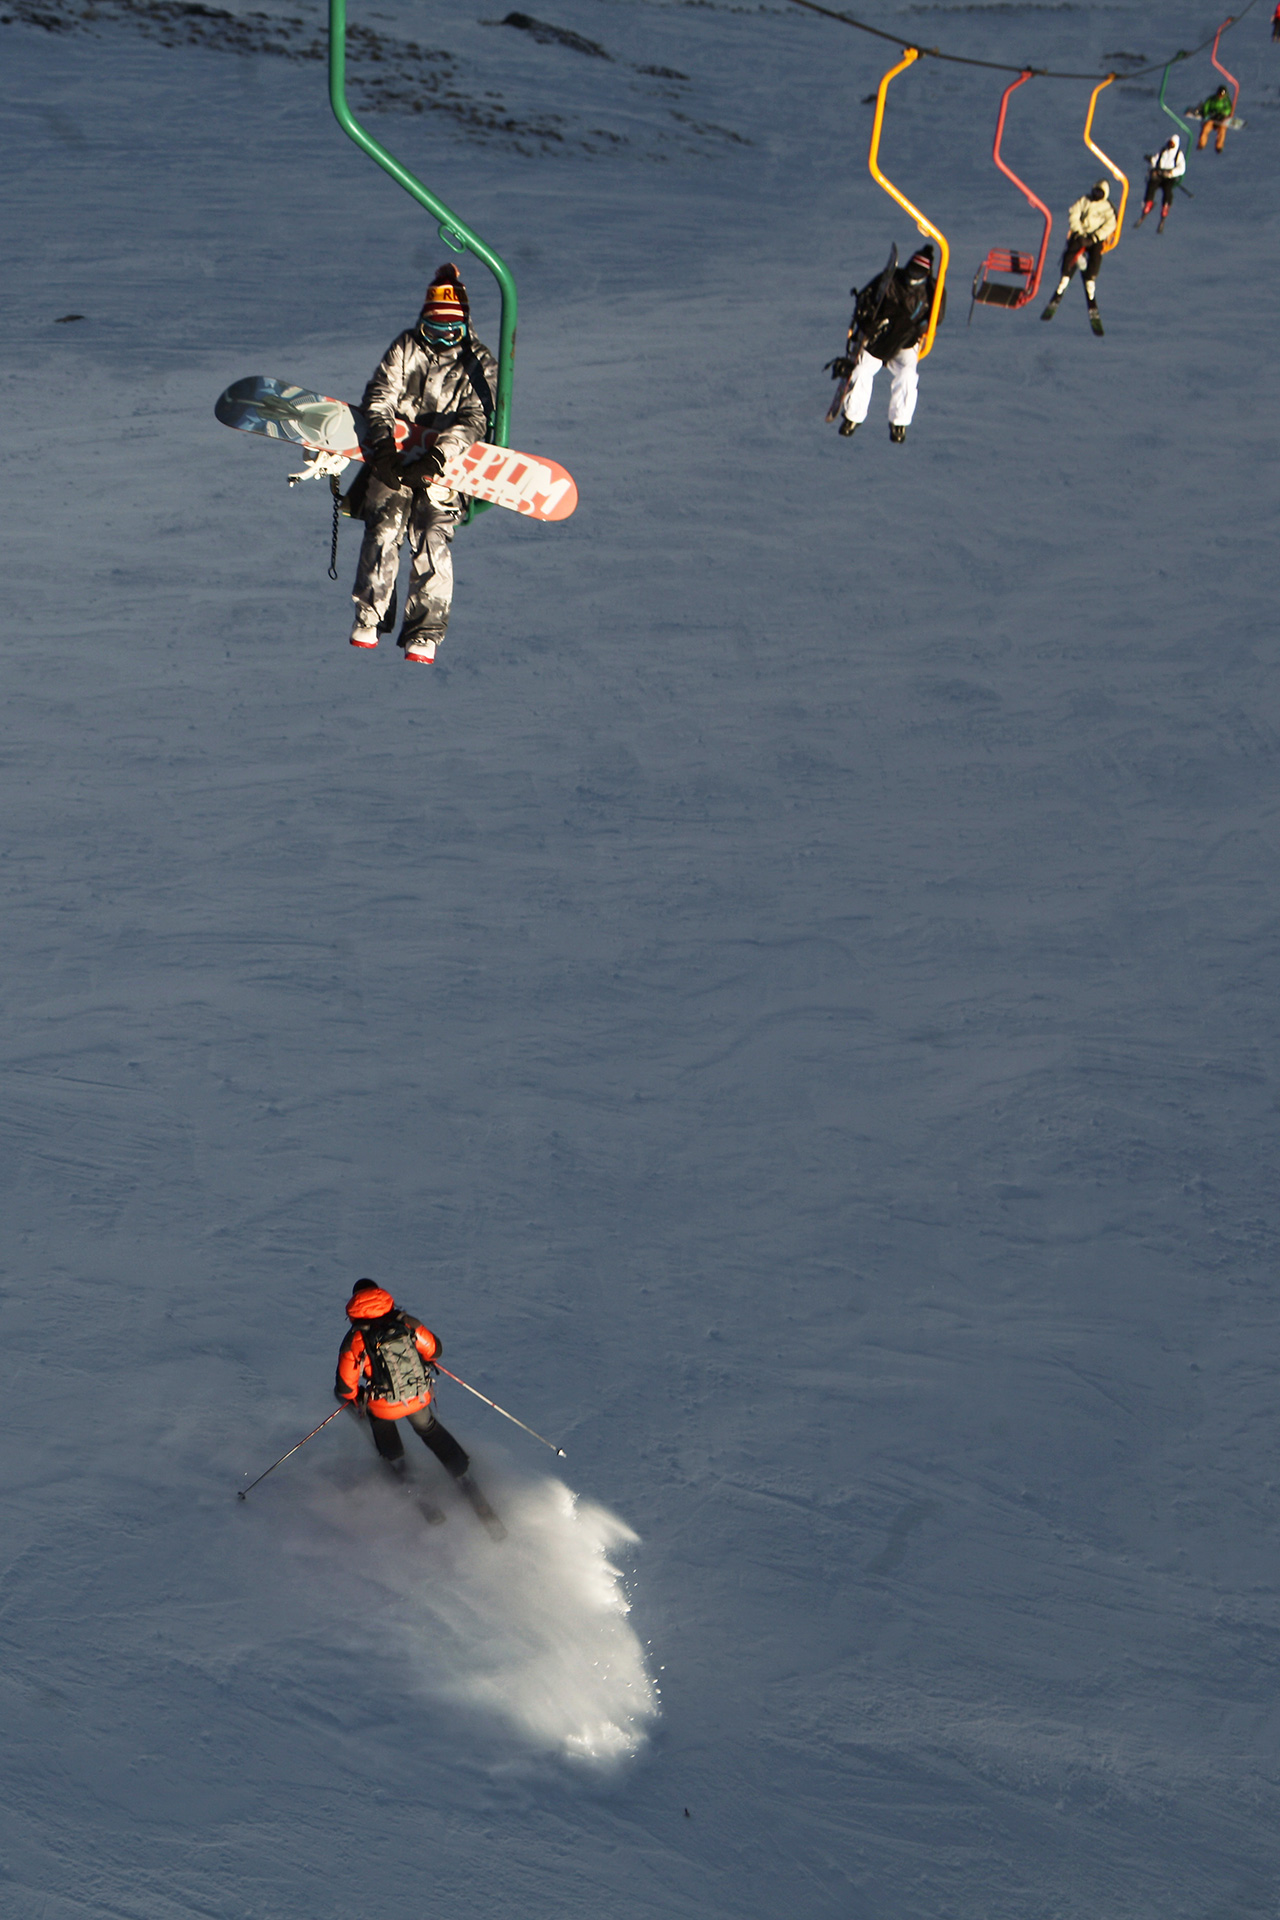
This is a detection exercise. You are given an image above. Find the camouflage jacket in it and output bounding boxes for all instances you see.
[360,326,497,464]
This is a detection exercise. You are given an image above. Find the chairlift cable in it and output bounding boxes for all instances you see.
[785,0,1261,84]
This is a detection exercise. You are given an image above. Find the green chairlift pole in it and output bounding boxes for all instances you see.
[1157,53,1195,195]
[1159,53,1192,140]
[328,0,516,517]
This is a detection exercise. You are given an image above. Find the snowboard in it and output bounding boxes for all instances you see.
[1185,109,1246,129]
[215,376,578,523]
[825,245,897,425]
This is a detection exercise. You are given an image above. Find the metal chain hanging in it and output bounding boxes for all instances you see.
[328,475,342,580]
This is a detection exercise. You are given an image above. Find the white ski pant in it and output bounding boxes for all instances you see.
[841,345,920,428]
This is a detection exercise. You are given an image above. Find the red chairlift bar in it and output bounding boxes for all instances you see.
[970,71,1054,315]
[1210,16,1241,114]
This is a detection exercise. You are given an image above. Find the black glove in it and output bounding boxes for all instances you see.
[368,447,408,489]
[828,356,855,380]
[398,446,448,490]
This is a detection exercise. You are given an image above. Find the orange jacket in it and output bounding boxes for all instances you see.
[336,1313,441,1419]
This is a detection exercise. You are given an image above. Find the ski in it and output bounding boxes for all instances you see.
[215,376,577,522]
[825,244,896,425]
[458,1474,506,1540]
[382,1465,447,1524]
[1089,309,1105,337]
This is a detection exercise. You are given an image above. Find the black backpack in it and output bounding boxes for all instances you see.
[359,1311,434,1403]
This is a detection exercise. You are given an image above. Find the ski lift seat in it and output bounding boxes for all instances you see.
[972,250,1038,305]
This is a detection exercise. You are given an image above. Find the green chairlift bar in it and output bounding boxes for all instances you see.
[1158,53,1192,142]
[328,0,517,516]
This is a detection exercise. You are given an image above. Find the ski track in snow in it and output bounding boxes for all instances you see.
[0,0,1278,1914]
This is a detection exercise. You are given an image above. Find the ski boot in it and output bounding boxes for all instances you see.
[1087,301,1105,337]
[889,425,907,445]
[1041,295,1062,321]
[401,623,446,665]
[837,418,858,438]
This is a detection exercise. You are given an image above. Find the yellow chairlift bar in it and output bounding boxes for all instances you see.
[867,49,950,361]
[1082,75,1129,252]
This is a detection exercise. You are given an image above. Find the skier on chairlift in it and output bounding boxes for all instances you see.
[1041,180,1117,333]
[1135,134,1186,233]
[1192,84,1235,153]
[345,265,497,664]
[335,1281,501,1530]
[836,244,945,445]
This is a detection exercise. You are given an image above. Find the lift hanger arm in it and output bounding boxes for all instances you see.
[1210,16,1241,113]
[1082,75,1129,252]
[328,0,517,467]
[867,50,950,361]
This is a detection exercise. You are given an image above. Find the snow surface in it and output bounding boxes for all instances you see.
[1,0,1279,1913]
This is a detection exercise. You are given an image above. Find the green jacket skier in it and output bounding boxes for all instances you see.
[1193,86,1234,153]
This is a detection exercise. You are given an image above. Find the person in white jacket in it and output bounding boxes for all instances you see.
[1041,181,1118,327]
[1136,135,1187,232]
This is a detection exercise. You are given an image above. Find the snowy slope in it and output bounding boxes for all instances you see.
[1,0,1279,1915]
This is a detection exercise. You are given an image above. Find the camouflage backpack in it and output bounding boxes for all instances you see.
[361,1312,434,1403]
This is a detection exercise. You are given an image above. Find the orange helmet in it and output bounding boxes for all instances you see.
[346,1281,394,1320]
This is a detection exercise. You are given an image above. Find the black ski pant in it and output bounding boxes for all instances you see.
[369,1407,469,1478]
[1059,237,1103,282]
[1144,174,1176,213]
[1052,236,1104,304]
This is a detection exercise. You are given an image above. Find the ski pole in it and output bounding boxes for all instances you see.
[236,1406,345,1499]
[1177,182,1195,198]
[432,1363,566,1457]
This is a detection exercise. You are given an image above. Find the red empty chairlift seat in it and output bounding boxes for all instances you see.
[972,248,1040,306]
[969,72,1053,318]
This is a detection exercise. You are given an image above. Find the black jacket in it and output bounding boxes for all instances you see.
[855,270,946,361]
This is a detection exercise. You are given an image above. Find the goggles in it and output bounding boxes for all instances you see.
[421,317,466,348]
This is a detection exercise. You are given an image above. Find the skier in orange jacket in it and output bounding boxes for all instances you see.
[335,1281,471,1479]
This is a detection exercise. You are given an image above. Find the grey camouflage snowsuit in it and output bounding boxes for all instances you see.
[352,326,497,646]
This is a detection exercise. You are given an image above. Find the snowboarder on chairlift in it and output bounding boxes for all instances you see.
[335,1281,473,1480]
[1041,180,1117,331]
[345,266,497,664]
[1136,135,1186,232]
[1192,85,1234,153]
[836,245,945,445]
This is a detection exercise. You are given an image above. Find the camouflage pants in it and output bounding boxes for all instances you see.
[351,475,464,640]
